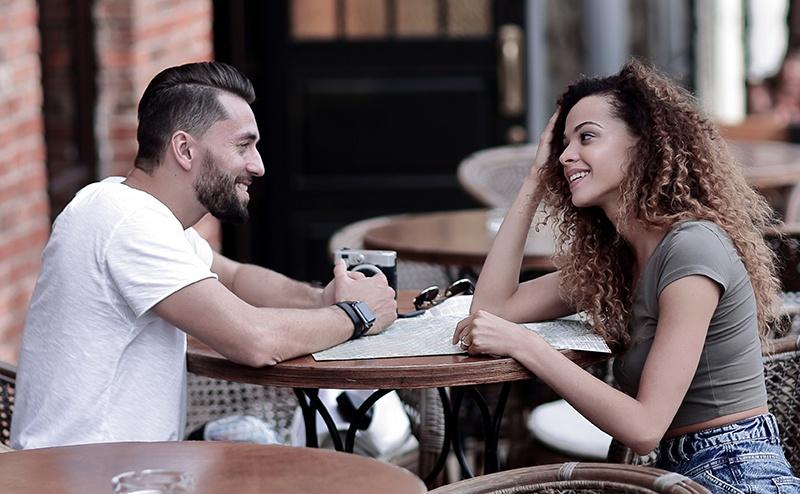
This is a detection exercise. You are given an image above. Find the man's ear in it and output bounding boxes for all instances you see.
[169,131,197,172]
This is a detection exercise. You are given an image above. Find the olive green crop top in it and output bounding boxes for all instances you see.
[612,221,767,428]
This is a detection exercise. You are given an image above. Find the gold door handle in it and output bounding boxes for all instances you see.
[498,24,525,117]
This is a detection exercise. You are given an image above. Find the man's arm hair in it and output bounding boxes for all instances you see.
[212,251,325,309]
[152,278,352,367]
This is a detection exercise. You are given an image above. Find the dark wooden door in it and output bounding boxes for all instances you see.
[214,0,527,282]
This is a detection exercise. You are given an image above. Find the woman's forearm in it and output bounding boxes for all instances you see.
[512,333,669,454]
[471,176,541,311]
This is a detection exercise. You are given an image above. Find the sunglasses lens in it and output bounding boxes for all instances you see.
[444,279,474,297]
[413,286,440,309]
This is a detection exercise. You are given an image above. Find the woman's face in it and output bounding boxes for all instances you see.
[559,94,637,216]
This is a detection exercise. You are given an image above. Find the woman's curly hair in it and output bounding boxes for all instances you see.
[535,59,781,351]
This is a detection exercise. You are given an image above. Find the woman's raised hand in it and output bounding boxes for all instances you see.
[530,109,559,178]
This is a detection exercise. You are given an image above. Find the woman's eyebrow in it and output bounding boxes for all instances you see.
[574,121,603,132]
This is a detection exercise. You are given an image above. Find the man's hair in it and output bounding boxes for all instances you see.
[134,61,255,172]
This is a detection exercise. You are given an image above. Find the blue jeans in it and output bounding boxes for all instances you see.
[657,413,800,493]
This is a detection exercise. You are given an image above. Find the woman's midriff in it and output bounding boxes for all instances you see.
[663,405,770,439]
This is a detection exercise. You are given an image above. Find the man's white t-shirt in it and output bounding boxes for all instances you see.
[11,177,217,449]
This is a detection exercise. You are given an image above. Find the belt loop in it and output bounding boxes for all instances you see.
[664,438,677,464]
[764,413,778,440]
[677,435,689,461]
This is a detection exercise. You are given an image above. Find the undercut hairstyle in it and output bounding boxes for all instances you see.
[134,61,255,172]
[534,59,781,351]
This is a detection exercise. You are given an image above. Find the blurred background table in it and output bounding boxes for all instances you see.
[363,209,556,272]
[0,441,426,494]
[728,139,800,189]
[360,140,800,274]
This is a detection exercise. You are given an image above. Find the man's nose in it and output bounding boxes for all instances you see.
[248,151,265,177]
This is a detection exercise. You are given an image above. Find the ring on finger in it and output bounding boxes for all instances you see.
[459,336,469,349]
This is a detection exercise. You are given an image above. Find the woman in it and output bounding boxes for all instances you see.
[453,60,799,492]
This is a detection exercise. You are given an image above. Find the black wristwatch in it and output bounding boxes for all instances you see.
[335,301,376,339]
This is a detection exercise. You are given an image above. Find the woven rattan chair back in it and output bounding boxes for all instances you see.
[428,462,709,494]
[185,373,298,443]
[457,144,537,209]
[0,361,16,449]
[762,335,800,471]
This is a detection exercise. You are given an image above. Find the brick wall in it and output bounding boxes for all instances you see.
[0,0,219,363]
[94,0,220,247]
[0,0,50,363]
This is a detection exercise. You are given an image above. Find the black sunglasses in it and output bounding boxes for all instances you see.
[412,278,475,310]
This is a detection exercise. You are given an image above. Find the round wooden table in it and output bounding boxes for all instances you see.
[187,292,603,484]
[362,208,556,270]
[189,342,595,390]
[0,441,426,493]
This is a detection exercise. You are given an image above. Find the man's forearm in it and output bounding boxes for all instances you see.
[231,263,324,308]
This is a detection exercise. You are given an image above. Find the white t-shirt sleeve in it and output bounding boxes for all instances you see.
[184,226,215,268]
[106,208,218,317]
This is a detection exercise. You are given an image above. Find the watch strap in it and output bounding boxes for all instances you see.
[335,301,367,339]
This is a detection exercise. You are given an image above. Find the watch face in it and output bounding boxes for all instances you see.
[353,301,376,327]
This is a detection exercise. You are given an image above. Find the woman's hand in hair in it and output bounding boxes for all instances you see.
[529,109,559,179]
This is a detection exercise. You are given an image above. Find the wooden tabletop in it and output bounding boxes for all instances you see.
[0,441,426,494]
[363,209,556,270]
[189,341,586,389]
[187,291,602,389]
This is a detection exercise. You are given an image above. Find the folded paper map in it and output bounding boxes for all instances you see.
[313,295,611,361]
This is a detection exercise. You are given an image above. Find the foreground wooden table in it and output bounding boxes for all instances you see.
[0,441,426,494]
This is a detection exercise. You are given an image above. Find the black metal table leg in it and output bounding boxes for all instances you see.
[293,388,318,448]
[344,389,391,452]
[449,387,474,478]
[294,388,343,450]
[447,381,514,478]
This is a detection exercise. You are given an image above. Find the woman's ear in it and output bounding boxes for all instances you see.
[169,131,196,172]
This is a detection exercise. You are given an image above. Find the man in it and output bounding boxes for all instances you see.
[11,62,397,449]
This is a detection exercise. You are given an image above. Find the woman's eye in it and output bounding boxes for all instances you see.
[580,132,593,142]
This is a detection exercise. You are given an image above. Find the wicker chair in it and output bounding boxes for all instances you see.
[185,373,298,444]
[0,360,16,452]
[457,144,537,209]
[428,462,709,493]
[762,334,800,472]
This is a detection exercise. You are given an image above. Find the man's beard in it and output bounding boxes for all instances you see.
[193,152,249,224]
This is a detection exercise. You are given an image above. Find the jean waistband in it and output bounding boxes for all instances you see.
[659,413,781,465]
